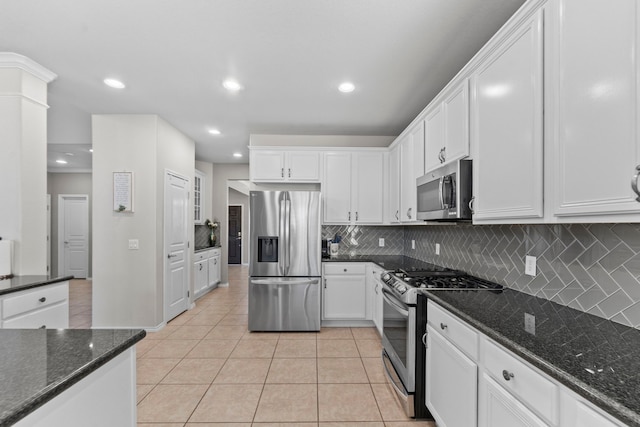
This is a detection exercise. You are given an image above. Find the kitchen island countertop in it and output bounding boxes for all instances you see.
[0,328,145,426]
[0,275,73,297]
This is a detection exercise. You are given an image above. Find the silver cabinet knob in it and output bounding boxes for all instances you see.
[39,297,46,303]
[502,370,514,381]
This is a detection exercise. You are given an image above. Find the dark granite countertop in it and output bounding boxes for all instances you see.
[0,328,145,426]
[0,275,73,297]
[424,288,640,427]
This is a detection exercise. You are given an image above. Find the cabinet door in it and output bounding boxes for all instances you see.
[479,374,548,427]
[561,392,624,427]
[400,134,416,221]
[251,151,286,181]
[194,170,205,224]
[208,255,220,287]
[353,152,384,223]
[471,10,544,221]
[323,275,367,319]
[194,260,208,295]
[388,144,401,223]
[552,0,640,217]
[323,152,352,223]
[444,79,469,165]
[424,105,445,173]
[426,325,478,427]
[287,151,321,181]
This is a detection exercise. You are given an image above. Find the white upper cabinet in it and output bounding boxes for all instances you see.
[194,169,205,224]
[425,79,470,173]
[388,144,401,223]
[549,0,640,219]
[323,151,384,224]
[250,149,321,182]
[471,8,544,222]
[400,121,425,222]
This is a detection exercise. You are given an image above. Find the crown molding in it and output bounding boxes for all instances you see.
[0,52,57,83]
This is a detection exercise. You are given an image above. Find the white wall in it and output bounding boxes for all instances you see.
[211,164,250,283]
[47,173,93,277]
[92,114,194,328]
[228,188,249,264]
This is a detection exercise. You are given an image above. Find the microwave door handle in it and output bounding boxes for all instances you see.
[438,177,445,209]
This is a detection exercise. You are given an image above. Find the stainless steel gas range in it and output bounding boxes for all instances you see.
[380,265,503,418]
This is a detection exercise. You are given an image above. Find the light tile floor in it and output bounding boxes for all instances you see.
[70,267,435,426]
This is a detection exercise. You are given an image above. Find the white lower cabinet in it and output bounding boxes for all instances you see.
[322,263,368,321]
[208,251,221,288]
[479,373,547,427]
[1,282,69,329]
[426,300,627,427]
[426,324,478,427]
[194,248,222,299]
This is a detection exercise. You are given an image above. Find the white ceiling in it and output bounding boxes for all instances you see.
[0,0,525,171]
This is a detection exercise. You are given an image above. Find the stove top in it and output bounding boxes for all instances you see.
[381,266,503,304]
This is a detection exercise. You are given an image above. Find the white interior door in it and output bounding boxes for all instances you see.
[164,171,189,322]
[58,195,89,278]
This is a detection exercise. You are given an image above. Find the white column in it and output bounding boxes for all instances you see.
[0,53,57,275]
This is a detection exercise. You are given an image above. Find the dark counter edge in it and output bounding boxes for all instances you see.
[425,292,640,427]
[1,329,146,427]
[0,275,74,297]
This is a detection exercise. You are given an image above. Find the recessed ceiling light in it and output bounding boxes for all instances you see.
[338,82,355,93]
[208,128,221,135]
[65,152,74,156]
[56,159,67,164]
[104,78,125,89]
[223,79,243,91]
[233,152,243,158]
[89,149,93,153]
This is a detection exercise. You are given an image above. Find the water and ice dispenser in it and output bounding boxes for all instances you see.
[257,236,278,262]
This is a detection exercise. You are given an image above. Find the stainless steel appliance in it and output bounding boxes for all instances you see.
[380,266,503,418]
[248,190,321,331]
[416,159,472,221]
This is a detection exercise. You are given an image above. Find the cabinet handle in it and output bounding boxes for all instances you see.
[39,297,46,303]
[441,147,446,162]
[356,212,359,221]
[214,259,217,264]
[324,278,327,289]
[39,325,46,329]
[395,210,399,220]
[281,168,284,178]
[632,165,640,202]
[407,208,412,219]
[288,168,291,178]
[468,196,475,214]
[199,264,203,271]
[440,322,447,330]
[502,370,515,381]
[422,332,428,347]
[348,212,351,221]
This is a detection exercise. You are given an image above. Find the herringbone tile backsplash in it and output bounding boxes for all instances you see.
[323,223,640,329]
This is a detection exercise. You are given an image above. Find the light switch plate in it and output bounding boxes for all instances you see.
[128,239,139,250]
[524,313,536,335]
[379,238,385,247]
[525,255,536,276]
[435,243,441,255]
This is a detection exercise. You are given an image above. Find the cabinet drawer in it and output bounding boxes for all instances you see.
[427,300,478,360]
[3,302,69,329]
[194,251,208,261]
[2,283,68,319]
[482,338,559,424]
[324,263,366,275]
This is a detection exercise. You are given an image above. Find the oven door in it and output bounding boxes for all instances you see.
[381,286,416,393]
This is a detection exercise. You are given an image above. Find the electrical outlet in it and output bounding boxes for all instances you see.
[435,243,441,255]
[524,313,536,335]
[128,239,139,250]
[379,238,385,247]
[525,255,536,276]
[411,240,416,249]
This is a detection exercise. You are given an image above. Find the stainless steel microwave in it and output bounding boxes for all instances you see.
[416,159,472,221]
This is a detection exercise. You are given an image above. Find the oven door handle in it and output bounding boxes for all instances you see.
[382,288,409,317]
[382,350,409,399]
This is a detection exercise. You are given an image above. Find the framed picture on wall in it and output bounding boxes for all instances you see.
[113,172,134,212]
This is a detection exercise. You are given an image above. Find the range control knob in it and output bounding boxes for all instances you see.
[396,284,408,294]
[381,272,392,283]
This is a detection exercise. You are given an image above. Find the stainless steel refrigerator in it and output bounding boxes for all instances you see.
[248,190,321,331]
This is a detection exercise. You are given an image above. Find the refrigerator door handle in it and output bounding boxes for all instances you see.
[251,278,318,286]
[284,198,291,275]
[279,198,287,276]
